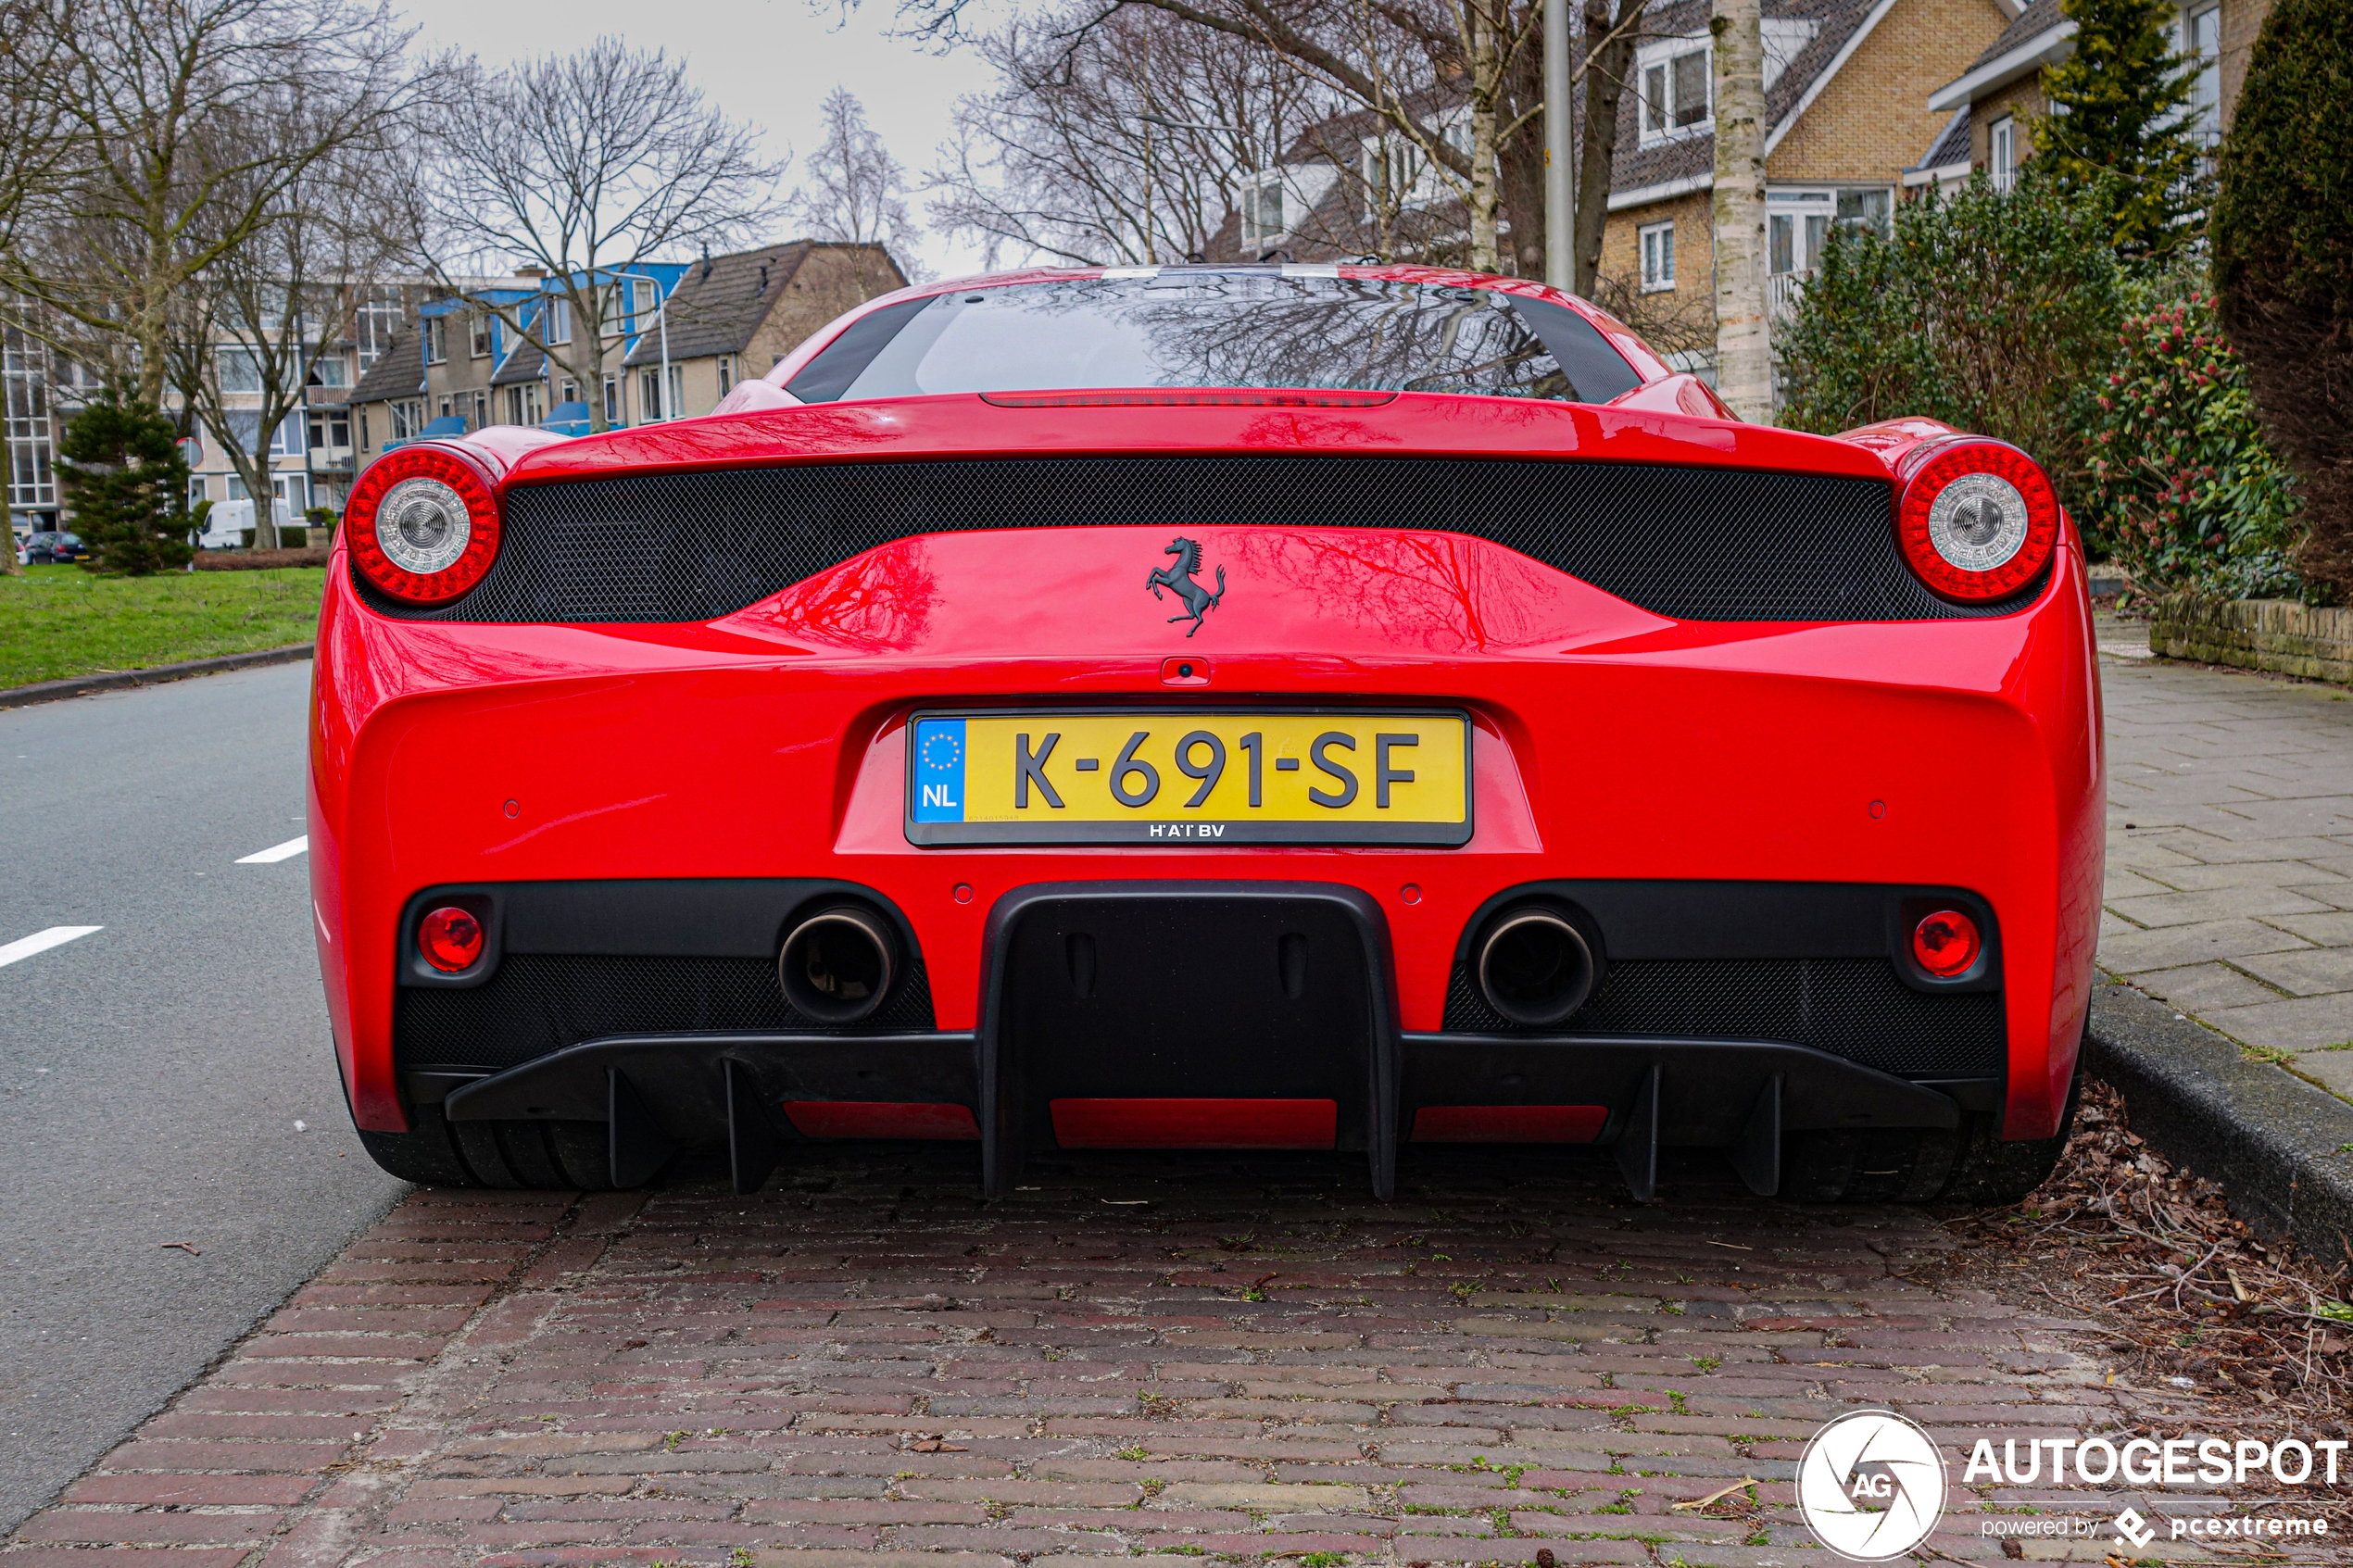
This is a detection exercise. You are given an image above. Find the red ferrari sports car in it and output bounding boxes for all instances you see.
[314,264,2101,1205]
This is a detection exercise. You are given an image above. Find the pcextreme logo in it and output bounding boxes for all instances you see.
[1795,1410,1950,1562]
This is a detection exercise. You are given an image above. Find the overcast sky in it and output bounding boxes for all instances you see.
[393,0,1005,281]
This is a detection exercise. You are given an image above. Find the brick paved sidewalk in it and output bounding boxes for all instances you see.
[2095,617,2353,1098]
[3,1148,2323,1568]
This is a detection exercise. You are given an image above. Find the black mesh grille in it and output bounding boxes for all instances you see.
[359,456,2036,625]
[395,953,938,1073]
[1441,958,2002,1078]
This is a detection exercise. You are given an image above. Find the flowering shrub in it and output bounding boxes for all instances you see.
[2084,292,2303,597]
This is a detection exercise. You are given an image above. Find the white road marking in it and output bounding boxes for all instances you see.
[0,926,103,968]
[236,834,308,864]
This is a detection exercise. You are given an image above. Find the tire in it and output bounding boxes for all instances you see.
[1784,1073,2078,1205]
[355,1099,621,1190]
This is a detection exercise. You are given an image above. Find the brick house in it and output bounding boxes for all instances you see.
[1599,0,2020,368]
[349,242,906,470]
[1924,1,2271,183]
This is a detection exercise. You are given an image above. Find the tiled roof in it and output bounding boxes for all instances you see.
[625,242,910,367]
[1966,0,2064,74]
[491,335,546,387]
[1607,0,1881,196]
[348,331,422,403]
[1913,104,1971,170]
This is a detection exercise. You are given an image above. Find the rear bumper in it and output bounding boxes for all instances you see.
[311,540,2104,1147]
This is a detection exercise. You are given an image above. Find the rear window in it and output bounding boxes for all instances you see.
[786,272,1643,407]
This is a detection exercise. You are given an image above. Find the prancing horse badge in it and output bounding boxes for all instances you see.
[1145,536,1226,637]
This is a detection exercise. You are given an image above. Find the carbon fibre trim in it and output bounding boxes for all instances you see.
[1441,957,2004,1078]
[354,456,2037,625]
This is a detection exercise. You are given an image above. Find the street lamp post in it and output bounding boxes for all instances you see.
[1545,0,1576,291]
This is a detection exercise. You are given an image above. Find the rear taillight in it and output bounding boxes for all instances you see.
[1894,440,2059,603]
[345,445,501,605]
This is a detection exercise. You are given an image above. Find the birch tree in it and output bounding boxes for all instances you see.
[787,90,925,290]
[1709,0,1770,420]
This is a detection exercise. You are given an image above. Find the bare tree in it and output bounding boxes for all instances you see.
[935,4,1327,267]
[0,0,69,575]
[1570,0,1647,296]
[787,89,924,289]
[1091,0,1544,272]
[1710,0,1769,419]
[415,39,783,434]
[168,146,406,546]
[0,0,426,409]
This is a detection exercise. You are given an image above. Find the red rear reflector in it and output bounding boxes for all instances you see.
[782,1101,980,1140]
[1050,1098,1338,1148]
[417,906,483,972]
[980,389,1397,408]
[1410,1105,1609,1143]
[1911,909,1982,977]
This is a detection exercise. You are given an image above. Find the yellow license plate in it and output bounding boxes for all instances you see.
[906,709,1471,846]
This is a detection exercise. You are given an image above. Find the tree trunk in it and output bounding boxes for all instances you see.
[1,438,23,577]
[1467,11,1502,271]
[1575,0,1640,297]
[1710,0,1772,421]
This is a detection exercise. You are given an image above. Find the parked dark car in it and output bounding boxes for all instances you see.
[19,531,91,564]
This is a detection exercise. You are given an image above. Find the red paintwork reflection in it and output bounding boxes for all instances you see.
[783,1101,981,1139]
[746,537,940,653]
[1411,1105,1610,1143]
[1051,1098,1340,1149]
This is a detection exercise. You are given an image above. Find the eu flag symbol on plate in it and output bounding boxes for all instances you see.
[911,719,966,822]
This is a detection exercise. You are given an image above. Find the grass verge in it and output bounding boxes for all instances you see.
[0,562,323,690]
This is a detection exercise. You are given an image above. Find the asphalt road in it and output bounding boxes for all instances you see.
[0,663,402,1533]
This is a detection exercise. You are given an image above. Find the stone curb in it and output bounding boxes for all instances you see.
[2084,981,2353,1267]
[0,643,312,711]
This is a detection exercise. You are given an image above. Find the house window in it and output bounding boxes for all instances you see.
[270,411,303,458]
[1639,220,1676,291]
[422,317,447,364]
[358,408,369,449]
[354,291,401,372]
[473,391,486,429]
[717,356,734,396]
[526,384,543,423]
[1833,188,1891,237]
[1239,175,1285,251]
[506,385,524,425]
[308,409,350,451]
[218,345,263,393]
[559,380,577,403]
[188,475,208,507]
[544,298,572,345]
[2186,6,2221,145]
[438,395,451,420]
[470,311,492,358]
[1640,43,1711,143]
[1989,116,2017,191]
[602,376,619,426]
[641,368,665,421]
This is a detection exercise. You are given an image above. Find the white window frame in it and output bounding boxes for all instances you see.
[543,297,572,345]
[469,310,492,358]
[1636,37,1713,147]
[1989,115,2017,191]
[422,316,447,365]
[1238,172,1287,252]
[1639,220,1677,292]
[2183,5,2221,147]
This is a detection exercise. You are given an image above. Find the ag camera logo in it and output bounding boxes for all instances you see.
[1796,1410,1949,1561]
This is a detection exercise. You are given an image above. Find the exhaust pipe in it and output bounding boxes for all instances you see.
[778,906,899,1022]
[1474,907,1598,1026]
